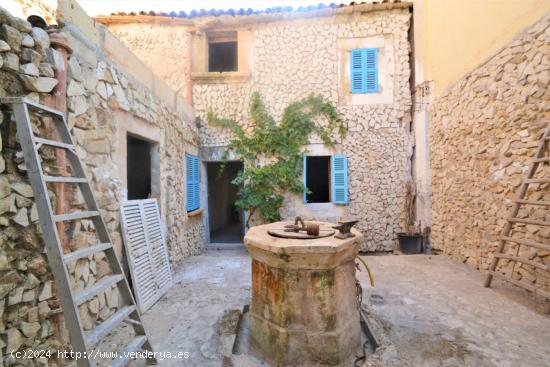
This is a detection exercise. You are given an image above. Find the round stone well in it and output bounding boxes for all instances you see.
[244,221,364,366]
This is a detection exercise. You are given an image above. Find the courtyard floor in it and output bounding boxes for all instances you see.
[138,249,550,367]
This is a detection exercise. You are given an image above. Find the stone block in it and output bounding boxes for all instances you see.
[31,27,50,50]
[19,75,58,93]
[2,52,19,72]
[19,62,39,76]
[0,24,21,53]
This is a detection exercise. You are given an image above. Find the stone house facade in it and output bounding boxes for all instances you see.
[103,2,414,251]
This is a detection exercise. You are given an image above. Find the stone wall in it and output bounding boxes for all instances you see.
[193,10,412,251]
[107,23,190,99]
[429,14,550,291]
[0,3,202,364]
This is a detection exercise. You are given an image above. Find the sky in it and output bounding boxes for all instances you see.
[76,0,342,16]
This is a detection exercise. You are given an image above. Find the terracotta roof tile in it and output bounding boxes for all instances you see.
[107,1,408,19]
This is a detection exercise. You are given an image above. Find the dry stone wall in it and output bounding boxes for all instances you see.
[108,23,190,100]
[0,6,202,365]
[194,10,412,251]
[430,14,550,292]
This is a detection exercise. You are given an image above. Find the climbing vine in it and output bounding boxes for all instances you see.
[207,92,346,227]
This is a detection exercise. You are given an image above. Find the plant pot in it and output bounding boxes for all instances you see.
[397,233,423,254]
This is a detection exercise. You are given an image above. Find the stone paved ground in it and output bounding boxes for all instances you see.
[359,255,550,367]
[137,250,550,367]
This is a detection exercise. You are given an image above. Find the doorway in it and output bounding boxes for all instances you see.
[127,134,152,200]
[207,161,244,243]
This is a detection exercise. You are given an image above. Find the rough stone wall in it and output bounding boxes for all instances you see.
[429,14,550,291]
[108,23,190,99]
[0,6,202,365]
[194,10,412,251]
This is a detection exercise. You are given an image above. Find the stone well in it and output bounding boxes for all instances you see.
[244,221,364,366]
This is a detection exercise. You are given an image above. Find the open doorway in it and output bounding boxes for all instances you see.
[207,161,244,243]
[127,134,152,200]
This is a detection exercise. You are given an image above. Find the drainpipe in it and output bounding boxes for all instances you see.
[46,32,72,251]
[44,31,72,345]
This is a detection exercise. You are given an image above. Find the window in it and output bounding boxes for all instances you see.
[186,153,201,212]
[303,155,348,204]
[208,32,238,72]
[350,48,378,94]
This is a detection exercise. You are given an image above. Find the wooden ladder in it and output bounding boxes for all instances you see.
[484,120,550,301]
[1,98,156,366]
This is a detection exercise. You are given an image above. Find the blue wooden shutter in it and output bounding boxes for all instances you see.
[303,155,308,203]
[193,156,200,210]
[365,48,378,93]
[350,48,378,94]
[350,49,365,93]
[331,155,348,204]
[185,154,195,211]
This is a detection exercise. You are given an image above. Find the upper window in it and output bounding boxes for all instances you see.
[185,153,201,212]
[350,48,379,94]
[208,31,238,72]
[303,155,349,205]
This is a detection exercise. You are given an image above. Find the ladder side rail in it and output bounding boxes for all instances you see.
[485,122,550,288]
[12,103,90,366]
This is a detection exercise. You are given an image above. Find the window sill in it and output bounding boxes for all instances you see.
[187,208,204,217]
[191,71,251,84]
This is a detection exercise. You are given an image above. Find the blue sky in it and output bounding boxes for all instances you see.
[76,0,342,16]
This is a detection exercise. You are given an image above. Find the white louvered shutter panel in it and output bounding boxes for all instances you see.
[120,199,172,313]
[142,199,172,294]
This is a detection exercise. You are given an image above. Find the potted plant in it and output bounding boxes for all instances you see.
[398,220,423,254]
[397,181,423,254]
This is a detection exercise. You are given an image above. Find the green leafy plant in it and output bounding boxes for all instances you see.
[207,92,346,227]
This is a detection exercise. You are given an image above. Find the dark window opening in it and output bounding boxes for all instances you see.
[209,42,238,72]
[306,156,331,203]
[127,135,152,200]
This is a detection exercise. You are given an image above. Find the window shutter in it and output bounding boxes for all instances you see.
[350,49,365,93]
[303,155,308,203]
[185,154,196,212]
[365,48,378,93]
[193,156,200,210]
[350,48,378,94]
[331,155,348,204]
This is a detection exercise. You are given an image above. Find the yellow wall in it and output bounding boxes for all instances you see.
[415,0,550,96]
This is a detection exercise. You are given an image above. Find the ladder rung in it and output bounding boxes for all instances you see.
[488,271,550,299]
[110,336,147,367]
[74,274,124,305]
[500,236,550,251]
[507,218,550,227]
[524,178,550,184]
[63,243,112,263]
[515,199,550,206]
[44,175,87,184]
[494,253,550,272]
[34,137,75,150]
[1,97,65,117]
[85,305,136,348]
[54,211,100,222]
[533,157,550,163]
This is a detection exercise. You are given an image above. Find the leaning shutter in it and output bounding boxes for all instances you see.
[185,154,194,211]
[142,199,172,296]
[331,155,348,204]
[193,156,200,210]
[364,48,378,93]
[303,155,308,203]
[350,49,365,93]
[120,201,156,312]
